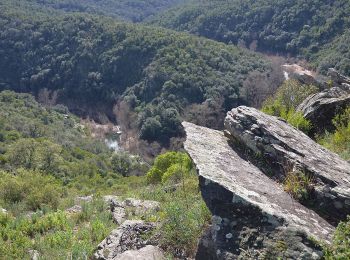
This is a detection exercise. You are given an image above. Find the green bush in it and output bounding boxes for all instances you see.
[319,108,350,160]
[0,170,62,211]
[262,80,316,134]
[146,152,192,184]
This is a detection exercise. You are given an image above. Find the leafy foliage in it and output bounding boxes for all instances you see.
[319,107,350,160]
[7,0,186,22]
[324,216,350,259]
[261,80,317,133]
[141,153,210,257]
[146,151,192,184]
[150,0,350,75]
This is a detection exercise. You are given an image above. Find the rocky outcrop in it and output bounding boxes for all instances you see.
[282,64,323,87]
[224,106,350,221]
[297,87,350,133]
[328,68,350,89]
[94,220,163,260]
[183,121,334,259]
[103,196,160,225]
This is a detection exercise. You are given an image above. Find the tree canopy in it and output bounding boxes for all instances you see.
[150,0,350,75]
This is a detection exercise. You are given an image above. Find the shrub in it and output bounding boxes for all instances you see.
[325,216,350,259]
[319,108,350,160]
[262,80,317,134]
[146,152,192,184]
[160,195,210,256]
[0,170,62,211]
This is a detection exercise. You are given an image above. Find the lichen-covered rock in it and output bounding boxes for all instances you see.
[183,122,334,259]
[123,198,160,215]
[94,220,158,260]
[115,245,164,260]
[297,87,350,133]
[224,106,350,221]
[102,196,160,225]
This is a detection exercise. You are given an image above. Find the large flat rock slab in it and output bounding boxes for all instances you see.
[183,122,334,259]
[225,106,350,221]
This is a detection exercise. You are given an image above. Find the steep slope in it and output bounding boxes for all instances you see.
[0,91,210,259]
[0,4,270,144]
[150,0,350,75]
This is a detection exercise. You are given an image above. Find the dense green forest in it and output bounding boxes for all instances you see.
[150,0,350,75]
[2,0,187,22]
[0,2,270,144]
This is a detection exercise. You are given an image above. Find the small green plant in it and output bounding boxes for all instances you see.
[283,170,314,201]
[319,107,350,160]
[324,216,350,259]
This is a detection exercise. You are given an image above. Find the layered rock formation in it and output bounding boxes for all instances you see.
[297,87,350,133]
[296,68,350,133]
[225,106,350,221]
[328,68,350,89]
[183,121,335,259]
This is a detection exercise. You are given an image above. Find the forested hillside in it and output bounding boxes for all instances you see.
[0,3,271,145]
[150,0,350,75]
[1,0,350,259]
[2,0,187,22]
[0,91,209,259]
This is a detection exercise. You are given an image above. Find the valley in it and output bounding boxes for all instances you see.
[0,0,349,259]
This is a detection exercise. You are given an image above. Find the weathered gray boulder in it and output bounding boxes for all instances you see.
[123,198,161,215]
[103,196,160,225]
[328,68,350,89]
[94,220,159,260]
[225,106,350,221]
[65,205,82,214]
[183,122,334,259]
[297,87,350,133]
[115,245,164,260]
